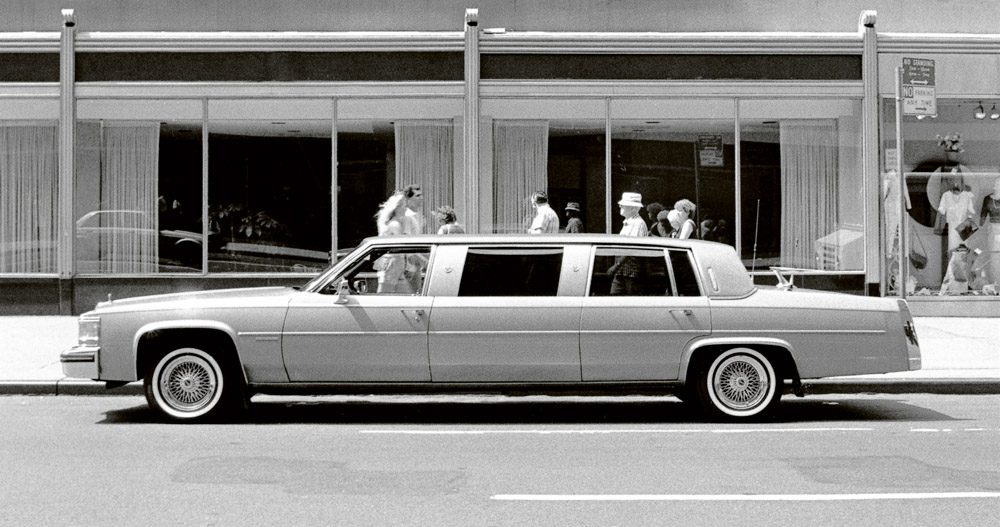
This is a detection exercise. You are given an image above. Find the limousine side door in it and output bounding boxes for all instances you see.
[427,245,585,382]
[580,246,711,381]
[281,245,433,382]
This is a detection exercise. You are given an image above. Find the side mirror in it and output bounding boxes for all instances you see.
[334,279,350,304]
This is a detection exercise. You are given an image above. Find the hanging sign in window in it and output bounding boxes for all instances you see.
[697,134,724,167]
[902,57,936,116]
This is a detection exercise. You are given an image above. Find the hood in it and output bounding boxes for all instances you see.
[90,287,297,314]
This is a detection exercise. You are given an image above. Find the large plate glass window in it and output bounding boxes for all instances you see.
[610,99,735,242]
[482,99,606,234]
[0,99,58,274]
[337,99,462,249]
[740,99,864,277]
[208,100,331,273]
[76,100,203,274]
[882,98,1000,297]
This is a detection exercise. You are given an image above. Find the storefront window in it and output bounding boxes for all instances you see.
[885,98,1000,297]
[483,99,605,234]
[208,100,331,273]
[740,98,864,273]
[337,99,462,248]
[611,99,734,241]
[75,100,203,274]
[0,106,59,273]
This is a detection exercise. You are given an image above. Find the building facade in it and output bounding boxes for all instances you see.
[1,2,998,315]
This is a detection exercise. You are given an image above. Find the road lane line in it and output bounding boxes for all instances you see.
[491,492,1000,502]
[359,427,873,435]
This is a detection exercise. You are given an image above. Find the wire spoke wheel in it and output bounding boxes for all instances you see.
[160,355,217,411]
[700,348,779,420]
[713,355,768,410]
[147,348,228,421]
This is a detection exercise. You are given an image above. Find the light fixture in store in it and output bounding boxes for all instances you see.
[990,104,1000,120]
[974,102,986,119]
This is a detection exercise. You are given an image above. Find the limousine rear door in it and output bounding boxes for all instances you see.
[427,245,585,382]
[282,245,433,382]
[580,247,711,381]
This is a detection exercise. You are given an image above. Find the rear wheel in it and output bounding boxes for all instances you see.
[694,347,780,421]
[144,347,244,422]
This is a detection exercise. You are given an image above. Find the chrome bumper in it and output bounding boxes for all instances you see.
[61,346,100,379]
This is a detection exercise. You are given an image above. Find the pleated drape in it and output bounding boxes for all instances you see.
[0,124,58,273]
[394,120,454,233]
[99,122,160,273]
[779,120,839,268]
[492,120,548,233]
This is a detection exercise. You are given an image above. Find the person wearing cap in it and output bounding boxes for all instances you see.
[527,190,560,234]
[608,192,648,295]
[564,201,583,233]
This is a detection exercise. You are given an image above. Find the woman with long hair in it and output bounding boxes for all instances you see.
[375,192,408,236]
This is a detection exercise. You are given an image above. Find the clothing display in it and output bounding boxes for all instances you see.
[937,188,976,250]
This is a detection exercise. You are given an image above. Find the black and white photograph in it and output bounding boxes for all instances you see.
[1,1,998,525]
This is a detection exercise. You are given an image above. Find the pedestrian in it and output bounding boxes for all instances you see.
[674,198,697,239]
[527,190,560,234]
[373,192,411,293]
[434,205,466,234]
[608,192,648,295]
[645,202,665,233]
[564,201,583,233]
[650,209,672,237]
[402,184,425,235]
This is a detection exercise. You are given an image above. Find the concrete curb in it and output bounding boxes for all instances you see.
[2,379,999,397]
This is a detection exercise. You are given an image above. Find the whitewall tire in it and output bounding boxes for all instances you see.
[145,348,229,422]
[698,348,780,421]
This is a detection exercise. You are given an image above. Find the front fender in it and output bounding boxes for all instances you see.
[132,319,240,377]
[679,336,795,384]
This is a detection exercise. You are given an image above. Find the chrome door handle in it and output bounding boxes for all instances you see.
[403,309,425,322]
[670,309,694,316]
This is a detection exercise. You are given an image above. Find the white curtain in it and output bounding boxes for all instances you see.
[394,120,453,233]
[492,120,548,233]
[0,124,58,273]
[779,120,839,268]
[99,122,160,273]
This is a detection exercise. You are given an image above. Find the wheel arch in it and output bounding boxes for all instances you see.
[134,321,245,384]
[681,337,801,389]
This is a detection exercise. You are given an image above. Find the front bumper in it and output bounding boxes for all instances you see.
[60,346,100,379]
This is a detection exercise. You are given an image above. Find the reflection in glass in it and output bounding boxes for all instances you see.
[741,100,864,273]
[208,120,331,273]
[611,120,734,242]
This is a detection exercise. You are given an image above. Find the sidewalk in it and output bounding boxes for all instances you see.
[0,316,997,396]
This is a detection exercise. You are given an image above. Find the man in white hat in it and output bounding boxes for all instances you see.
[609,191,648,295]
[617,192,648,237]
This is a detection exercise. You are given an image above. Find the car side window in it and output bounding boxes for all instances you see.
[329,246,431,296]
[668,249,702,297]
[590,247,671,297]
[458,248,563,296]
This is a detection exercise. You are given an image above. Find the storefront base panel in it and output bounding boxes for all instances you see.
[0,278,65,315]
[906,297,1000,317]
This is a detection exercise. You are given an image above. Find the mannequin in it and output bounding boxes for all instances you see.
[980,177,1000,285]
[936,167,976,251]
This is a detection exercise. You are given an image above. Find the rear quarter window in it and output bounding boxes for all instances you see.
[458,248,563,296]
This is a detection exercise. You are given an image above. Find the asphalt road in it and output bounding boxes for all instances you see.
[1,394,998,526]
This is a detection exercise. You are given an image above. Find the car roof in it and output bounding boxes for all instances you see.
[362,233,706,249]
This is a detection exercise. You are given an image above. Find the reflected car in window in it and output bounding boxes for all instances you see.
[61,235,921,422]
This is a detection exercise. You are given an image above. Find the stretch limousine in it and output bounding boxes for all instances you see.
[62,235,921,422]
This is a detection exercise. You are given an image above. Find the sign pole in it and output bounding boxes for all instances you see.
[895,66,907,299]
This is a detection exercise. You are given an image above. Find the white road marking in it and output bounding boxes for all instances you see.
[491,492,1000,502]
[360,427,873,435]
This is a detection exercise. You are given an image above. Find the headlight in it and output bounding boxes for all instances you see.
[78,316,101,347]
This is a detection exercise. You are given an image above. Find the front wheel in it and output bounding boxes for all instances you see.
[695,348,780,421]
[144,347,242,422]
